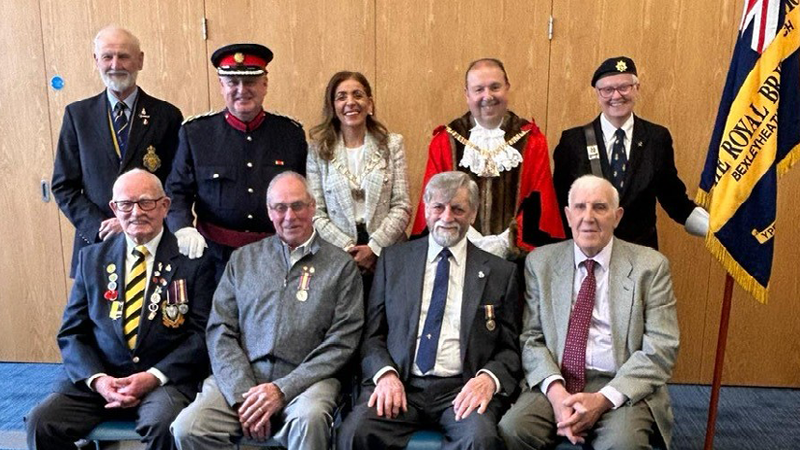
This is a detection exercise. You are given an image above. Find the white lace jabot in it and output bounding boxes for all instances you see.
[458,123,522,177]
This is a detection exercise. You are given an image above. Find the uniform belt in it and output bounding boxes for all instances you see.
[197,220,272,249]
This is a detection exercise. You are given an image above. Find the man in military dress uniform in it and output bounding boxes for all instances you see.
[411,58,564,259]
[52,25,183,277]
[166,43,308,280]
[552,56,708,249]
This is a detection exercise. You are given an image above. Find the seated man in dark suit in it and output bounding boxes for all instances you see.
[26,169,215,450]
[338,171,521,450]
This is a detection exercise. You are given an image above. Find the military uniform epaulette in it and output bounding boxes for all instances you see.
[182,109,222,125]
[267,110,303,128]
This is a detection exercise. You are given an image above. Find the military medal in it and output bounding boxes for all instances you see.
[296,266,314,302]
[148,289,162,320]
[143,145,161,172]
[163,279,188,327]
[104,265,121,319]
[484,305,496,331]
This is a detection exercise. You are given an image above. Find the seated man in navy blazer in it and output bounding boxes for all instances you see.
[338,171,521,450]
[26,169,215,450]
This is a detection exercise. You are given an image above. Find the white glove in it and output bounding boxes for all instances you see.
[684,206,710,237]
[175,227,208,259]
[468,228,511,259]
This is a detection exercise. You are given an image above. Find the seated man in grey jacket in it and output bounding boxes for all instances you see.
[171,171,364,450]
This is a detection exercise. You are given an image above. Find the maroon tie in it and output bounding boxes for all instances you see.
[561,259,597,394]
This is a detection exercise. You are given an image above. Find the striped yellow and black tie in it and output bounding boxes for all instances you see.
[123,245,148,350]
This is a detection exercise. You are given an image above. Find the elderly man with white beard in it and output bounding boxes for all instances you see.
[52,25,183,278]
[338,171,521,450]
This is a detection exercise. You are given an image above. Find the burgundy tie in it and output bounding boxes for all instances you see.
[561,259,597,394]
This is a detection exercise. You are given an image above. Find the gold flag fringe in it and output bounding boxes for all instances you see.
[705,232,769,304]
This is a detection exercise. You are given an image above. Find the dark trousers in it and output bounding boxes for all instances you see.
[338,376,507,450]
[25,385,190,450]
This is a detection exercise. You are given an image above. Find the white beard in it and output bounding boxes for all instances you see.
[101,70,138,94]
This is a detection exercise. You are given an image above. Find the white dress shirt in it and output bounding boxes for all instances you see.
[87,229,168,389]
[600,113,634,161]
[541,238,627,408]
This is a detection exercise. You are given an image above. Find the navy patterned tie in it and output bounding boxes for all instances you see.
[610,128,627,191]
[113,102,129,158]
[561,259,596,393]
[416,247,452,374]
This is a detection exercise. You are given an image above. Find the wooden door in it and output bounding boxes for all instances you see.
[0,0,69,361]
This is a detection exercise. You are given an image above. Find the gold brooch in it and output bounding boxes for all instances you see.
[143,145,162,172]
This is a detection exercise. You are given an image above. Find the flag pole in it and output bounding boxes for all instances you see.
[704,274,735,450]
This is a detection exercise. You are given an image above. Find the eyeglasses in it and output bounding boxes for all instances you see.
[596,83,637,99]
[268,201,312,214]
[112,197,164,212]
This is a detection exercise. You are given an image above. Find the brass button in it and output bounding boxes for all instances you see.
[247,214,253,219]
[213,173,220,179]
[248,188,254,193]
[246,136,253,141]
[247,162,253,168]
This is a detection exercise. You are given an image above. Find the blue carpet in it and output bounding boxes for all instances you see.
[2,362,799,449]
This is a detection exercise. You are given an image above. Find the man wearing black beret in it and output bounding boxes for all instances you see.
[552,56,708,250]
[166,43,308,281]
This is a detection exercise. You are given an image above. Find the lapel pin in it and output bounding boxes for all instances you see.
[478,271,485,278]
[637,141,643,147]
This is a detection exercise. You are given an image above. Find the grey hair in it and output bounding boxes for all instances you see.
[423,171,479,211]
[114,168,165,197]
[567,175,619,209]
[266,171,313,203]
[94,25,141,54]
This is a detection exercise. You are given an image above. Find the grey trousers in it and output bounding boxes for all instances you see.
[171,375,339,450]
[498,373,658,450]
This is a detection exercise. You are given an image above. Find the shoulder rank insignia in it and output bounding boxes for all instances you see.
[182,109,222,125]
[268,110,303,128]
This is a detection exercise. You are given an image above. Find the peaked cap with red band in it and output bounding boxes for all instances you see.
[211,43,273,76]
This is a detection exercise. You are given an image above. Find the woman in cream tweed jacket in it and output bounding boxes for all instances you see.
[307,71,411,274]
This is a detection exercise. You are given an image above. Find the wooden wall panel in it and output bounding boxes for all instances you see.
[39,0,209,288]
[376,0,553,214]
[203,0,376,131]
[546,0,740,383]
[0,0,68,361]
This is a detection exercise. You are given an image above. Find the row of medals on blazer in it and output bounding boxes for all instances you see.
[103,262,189,328]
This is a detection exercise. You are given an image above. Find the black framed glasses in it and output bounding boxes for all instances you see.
[268,201,312,214]
[112,197,164,212]
[596,83,637,99]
